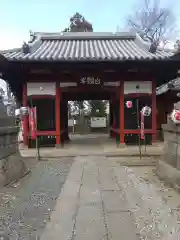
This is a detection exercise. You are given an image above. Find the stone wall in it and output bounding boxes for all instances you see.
[0,102,28,187]
[157,118,180,188]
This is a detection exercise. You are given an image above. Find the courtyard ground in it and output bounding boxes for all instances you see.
[20,133,163,158]
[0,155,180,239]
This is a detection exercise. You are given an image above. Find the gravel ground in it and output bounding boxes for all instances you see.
[115,165,180,239]
[0,158,74,240]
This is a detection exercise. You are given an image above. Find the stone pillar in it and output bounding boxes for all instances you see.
[0,99,29,186]
[157,109,180,188]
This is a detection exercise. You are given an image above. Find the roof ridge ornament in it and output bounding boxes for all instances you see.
[29,30,37,43]
[22,42,30,54]
[149,42,157,54]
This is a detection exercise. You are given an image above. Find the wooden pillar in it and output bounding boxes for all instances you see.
[61,100,70,142]
[152,79,156,142]
[56,83,61,145]
[120,80,124,144]
[22,83,28,146]
[64,100,70,141]
[112,103,116,139]
[109,99,113,138]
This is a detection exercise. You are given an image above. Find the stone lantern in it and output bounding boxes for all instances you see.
[0,98,29,186]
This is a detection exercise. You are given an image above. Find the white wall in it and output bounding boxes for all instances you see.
[124,81,152,94]
[27,82,56,96]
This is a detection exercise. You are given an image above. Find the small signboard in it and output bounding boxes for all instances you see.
[79,77,102,86]
[68,119,76,127]
[90,117,106,128]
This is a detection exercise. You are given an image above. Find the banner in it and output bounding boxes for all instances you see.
[140,111,145,140]
[29,107,37,140]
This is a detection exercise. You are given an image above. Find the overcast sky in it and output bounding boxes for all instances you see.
[0,0,179,89]
[0,0,179,50]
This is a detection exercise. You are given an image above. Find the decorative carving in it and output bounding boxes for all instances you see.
[22,42,30,54]
[29,30,37,43]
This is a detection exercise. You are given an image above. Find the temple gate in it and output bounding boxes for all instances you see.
[1,31,179,148]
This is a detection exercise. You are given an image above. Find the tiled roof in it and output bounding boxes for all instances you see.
[2,32,174,62]
[156,77,180,95]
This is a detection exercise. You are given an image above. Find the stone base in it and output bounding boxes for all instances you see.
[55,143,64,148]
[0,152,29,187]
[156,160,180,189]
[116,143,126,148]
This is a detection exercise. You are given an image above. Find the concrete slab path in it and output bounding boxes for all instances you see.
[40,156,139,240]
[40,156,180,240]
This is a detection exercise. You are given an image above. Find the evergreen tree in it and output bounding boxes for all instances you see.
[89,100,107,117]
[74,100,85,116]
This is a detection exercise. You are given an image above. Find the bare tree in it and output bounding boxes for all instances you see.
[127,0,176,47]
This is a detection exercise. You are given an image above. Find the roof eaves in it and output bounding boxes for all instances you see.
[156,77,180,95]
[6,57,172,63]
[0,47,22,54]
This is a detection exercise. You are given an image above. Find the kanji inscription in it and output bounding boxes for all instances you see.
[80,77,101,85]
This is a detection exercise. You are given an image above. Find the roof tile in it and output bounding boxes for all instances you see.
[2,32,174,61]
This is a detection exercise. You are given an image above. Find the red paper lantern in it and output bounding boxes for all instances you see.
[126,101,132,108]
[171,109,180,124]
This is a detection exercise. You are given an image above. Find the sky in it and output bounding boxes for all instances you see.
[0,0,179,50]
[0,0,180,90]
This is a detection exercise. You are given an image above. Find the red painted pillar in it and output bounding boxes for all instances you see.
[152,79,156,143]
[120,80,124,144]
[112,112,116,138]
[56,83,61,145]
[22,83,28,146]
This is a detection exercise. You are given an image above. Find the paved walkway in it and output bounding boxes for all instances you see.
[40,156,180,240]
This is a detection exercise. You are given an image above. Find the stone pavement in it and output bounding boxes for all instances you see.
[40,156,180,240]
[20,143,163,159]
[40,156,138,240]
[19,134,163,158]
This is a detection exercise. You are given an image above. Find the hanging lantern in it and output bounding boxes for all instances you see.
[171,109,180,124]
[141,106,151,116]
[126,101,132,108]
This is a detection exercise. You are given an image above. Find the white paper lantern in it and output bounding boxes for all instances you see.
[141,106,151,116]
[20,107,29,117]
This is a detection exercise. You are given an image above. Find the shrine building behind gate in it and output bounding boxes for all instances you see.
[1,31,178,147]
